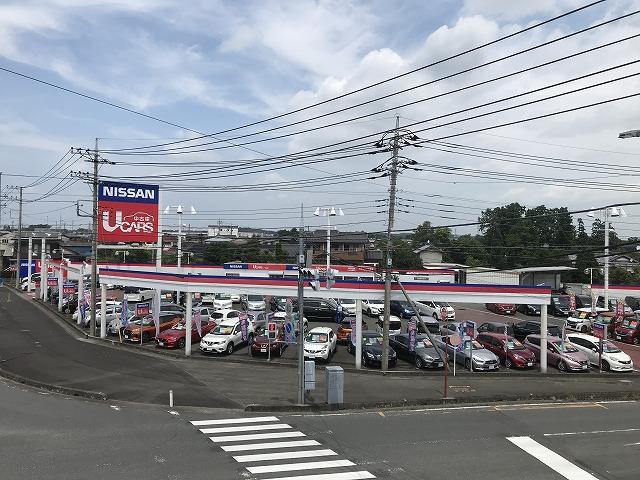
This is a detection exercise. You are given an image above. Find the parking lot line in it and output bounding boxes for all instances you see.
[544,427,640,437]
[495,403,604,411]
[200,423,291,434]
[266,473,376,480]
[233,449,337,463]
[210,431,306,443]
[222,440,321,452]
[507,436,599,480]
[247,459,356,474]
[191,416,279,426]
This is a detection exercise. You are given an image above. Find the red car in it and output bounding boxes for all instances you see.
[155,319,216,349]
[476,332,536,369]
[614,316,640,344]
[486,303,516,315]
[251,324,287,357]
[336,318,367,343]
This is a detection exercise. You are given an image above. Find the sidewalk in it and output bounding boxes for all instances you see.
[1,286,639,411]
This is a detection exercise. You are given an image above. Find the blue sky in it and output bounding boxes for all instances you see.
[1,0,640,236]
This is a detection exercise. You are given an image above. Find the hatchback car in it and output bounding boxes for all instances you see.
[242,295,266,311]
[436,336,500,371]
[155,319,216,349]
[376,316,402,336]
[390,333,444,369]
[614,316,640,345]
[517,304,541,316]
[213,293,233,310]
[123,312,183,343]
[550,295,572,317]
[251,324,286,357]
[524,335,590,372]
[476,332,536,369]
[512,321,561,341]
[566,333,633,372]
[389,300,416,319]
[303,327,337,362]
[336,318,367,343]
[337,299,357,316]
[477,322,514,337]
[415,301,456,320]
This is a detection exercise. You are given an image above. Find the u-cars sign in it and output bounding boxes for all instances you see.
[98,181,159,243]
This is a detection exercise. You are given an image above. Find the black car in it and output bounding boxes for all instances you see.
[389,300,415,319]
[408,315,440,334]
[549,295,571,317]
[347,331,396,368]
[390,333,444,369]
[512,321,561,341]
[517,304,541,316]
[293,298,338,322]
[62,292,79,314]
[477,321,515,336]
[625,296,640,312]
[269,297,288,312]
[575,295,592,310]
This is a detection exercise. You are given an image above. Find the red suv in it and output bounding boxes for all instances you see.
[614,316,640,345]
[476,332,536,369]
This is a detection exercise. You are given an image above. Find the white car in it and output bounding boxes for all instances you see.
[376,315,402,336]
[123,287,155,302]
[337,299,357,315]
[271,311,309,333]
[566,333,634,372]
[200,318,254,354]
[213,293,233,310]
[208,309,242,324]
[565,310,594,333]
[303,327,337,362]
[243,295,266,311]
[415,301,456,320]
[229,293,241,302]
[73,300,121,321]
[362,299,384,316]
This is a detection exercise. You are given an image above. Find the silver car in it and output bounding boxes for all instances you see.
[436,336,500,371]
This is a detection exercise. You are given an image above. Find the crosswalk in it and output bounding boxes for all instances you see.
[190,414,376,480]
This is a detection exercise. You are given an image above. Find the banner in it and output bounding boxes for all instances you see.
[136,301,150,317]
[408,319,417,352]
[98,181,159,243]
[194,309,202,337]
[153,291,161,337]
[63,283,75,296]
[239,312,249,341]
[121,298,129,327]
[47,276,58,287]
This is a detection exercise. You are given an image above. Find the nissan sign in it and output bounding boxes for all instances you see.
[98,181,159,243]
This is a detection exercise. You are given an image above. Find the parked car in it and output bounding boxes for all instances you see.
[160,302,186,314]
[229,293,241,303]
[597,296,634,313]
[336,318,366,343]
[625,296,640,312]
[251,324,286,357]
[439,321,464,337]
[549,295,571,317]
[73,300,121,322]
[269,296,288,312]
[347,331,397,368]
[477,322,514,337]
[155,319,216,349]
[594,312,629,338]
[436,336,500,371]
[337,298,357,316]
[200,318,255,354]
[575,295,593,310]
[565,310,594,333]
[362,299,384,316]
[476,332,536,369]
[208,309,242,324]
[376,316,402,336]
[242,294,266,311]
[293,298,338,322]
[566,333,634,372]
[485,303,516,315]
[303,327,337,362]
[390,333,444,369]
[213,293,233,310]
[614,316,640,345]
[512,321,561,341]
[517,304,541,316]
[408,315,440,334]
[414,301,455,320]
[524,335,590,372]
[123,286,154,302]
[122,312,183,343]
[192,306,215,322]
[389,300,416,319]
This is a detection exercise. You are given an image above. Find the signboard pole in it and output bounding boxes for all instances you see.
[296,203,305,405]
[540,304,548,374]
[40,237,46,300]
[355,300,362,369]
[453,340,456,376]
[185,293,192,356]
[57,267,63,312]
[27,236,33,292]
[100,283,107,338]
[599,338,603,373]
[77,263,83,325]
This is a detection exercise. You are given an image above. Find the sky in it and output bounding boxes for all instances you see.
[1,0,640,238]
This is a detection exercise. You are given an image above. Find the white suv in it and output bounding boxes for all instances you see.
[415,301,455,320]
[362,299,384,316]
[337,299,357,315]
[200,318,254,354]
[566,333,634,372]
[213,293,233,310]
[304,327,337,362]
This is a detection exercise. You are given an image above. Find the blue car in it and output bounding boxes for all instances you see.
[389,300,415,319]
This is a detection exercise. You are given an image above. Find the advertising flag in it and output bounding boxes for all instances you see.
[136,302,151,317]
[98,181,159,243]
[121,297,129,327]
[408,319,417,352]
[194,309,202,337]
[153,291,161,337]
[239,312,249,341]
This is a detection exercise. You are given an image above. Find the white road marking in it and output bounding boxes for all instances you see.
[247,459,355,474]
[234,449,337,463]
[507,436,599,480]
[544,428,640,437]
[200,423,291,434]
[624,441,640,446]
[222,440,321,452]
[266,473,375,480]
[191,416,279,426]
[210,431,306,443]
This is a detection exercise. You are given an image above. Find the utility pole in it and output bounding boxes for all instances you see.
[381,117,400,373]
[90,138,99,337]
[0,171,3,229]
[297,203,305,405]
[14,186,23,288]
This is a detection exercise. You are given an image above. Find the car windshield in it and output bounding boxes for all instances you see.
[463,340,484,350]
[306,333,328,343]
[622,318,639,329]
[553,342,579,353]
[603,342,621,353]
[339,299,355,305]
[339,320,352,328]
[507,339,526,350]
[212,325,234,335]
[210,312,225,320]
[596,315,612,325]
[215,293,231,300]
[435,302,451,308]
[248,295,263,301]
[389,320,402,330]
[398,302,412,308]
[553,296,570,307]
[363,335,382,346]
[172,323,186,331]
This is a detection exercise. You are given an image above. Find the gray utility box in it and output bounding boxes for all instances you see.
[325,366,344,405]
[304,361,316,391]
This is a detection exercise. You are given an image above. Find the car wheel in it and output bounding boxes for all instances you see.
[142,332,150,343]
[464,358,472,371]
[432,313,438,320]
[415,357,423,369]
[347,343,353,354]
[226,342,234,354]
[177,338,186,349]
[505,357,513,369]
[279,345,284,357]
[362,355,368,367]
[602,360,611,372]
[557,360,567,372]
[633,337,639,345]
[580,325,588,333]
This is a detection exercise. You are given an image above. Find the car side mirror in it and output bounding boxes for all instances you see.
[592,347,598,352]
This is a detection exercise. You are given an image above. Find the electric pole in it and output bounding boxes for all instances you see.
[90,138,99,336]
[297,202,305,405]
[14,186,23,288]
[0,171,3,230]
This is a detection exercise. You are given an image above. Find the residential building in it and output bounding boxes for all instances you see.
[413,243,444,266]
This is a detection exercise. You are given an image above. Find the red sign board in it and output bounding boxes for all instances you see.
[63,284,76,295]
[569,294,576,312]
[136,302,151,317]
[98,181,159,243]
[440,306,448,321]
[47,277,58,287]
[616,301,625,318]
[593,322,605,340]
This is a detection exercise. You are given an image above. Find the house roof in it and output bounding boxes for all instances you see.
[413,243,443,254]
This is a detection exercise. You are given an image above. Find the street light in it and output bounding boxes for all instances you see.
[115,250,129,263]
[313,206,344,273]
[163,205,196,303]
[587,207,626,307]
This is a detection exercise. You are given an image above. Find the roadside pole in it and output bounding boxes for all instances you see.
[468,329,473,373]
[43,258,48,302]
[14,186,23,289]
[27,235,33,292]
[185,293,192,356]
[90,138,99,338]
[77,263,84,325]
[540,304,548,374]
[599,337,603,373]
[40,237,46,300]
[296,203,305,405]
[57,266,63,311]
[355,299,362,369]
[100,283,107,338]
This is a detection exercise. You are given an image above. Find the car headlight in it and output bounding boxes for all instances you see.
[366,352,374,358]
[473,358,485,364]
[423,355,434,361]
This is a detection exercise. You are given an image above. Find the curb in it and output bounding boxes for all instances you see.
[0,365,108,401]
[245,390,640,412]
